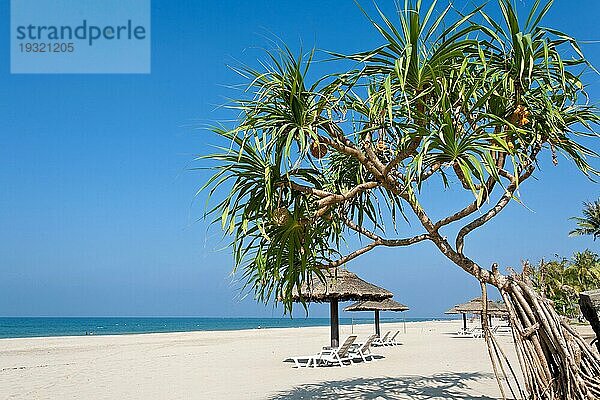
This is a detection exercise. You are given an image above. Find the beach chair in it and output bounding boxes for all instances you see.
[313,335,357,367]
[456,327,471,336]
[349,334,377,362]
[285,355,317,368]
[494,325,513,336]
[372,331,390,347]
[387,331,401,346]
[465,327,484,338]
[456,325,485,337]
[285,335,357,368]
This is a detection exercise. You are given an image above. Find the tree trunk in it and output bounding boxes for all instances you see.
[491,277,600,399]
[430,237,600,398]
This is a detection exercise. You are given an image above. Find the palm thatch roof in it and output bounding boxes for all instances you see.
[291,269,393,302]
[445,297,508,315]
[344,298,409,312]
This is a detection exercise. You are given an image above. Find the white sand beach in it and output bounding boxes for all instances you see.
[0,320,528,400]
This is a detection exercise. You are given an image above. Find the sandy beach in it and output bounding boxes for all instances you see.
[0,320,526,399]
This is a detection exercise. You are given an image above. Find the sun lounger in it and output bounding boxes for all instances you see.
[456,326,485,336]
[284,355,318,368]
[494,325,513,335]
[461,327,488,338]
[386,331,401,346]
[286,335,359,368]
[456,327,471,336]
[312,335,357,367]
[349,334,377,362]
[472,328,485,338]
[372,331,390,347]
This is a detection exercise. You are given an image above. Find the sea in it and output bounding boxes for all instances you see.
[0,317,434,339]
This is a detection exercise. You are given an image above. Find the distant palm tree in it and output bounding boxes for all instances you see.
[570,200,600,240]
[565,250,600,291]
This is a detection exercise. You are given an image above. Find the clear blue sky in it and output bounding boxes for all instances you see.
[1,1,599,319]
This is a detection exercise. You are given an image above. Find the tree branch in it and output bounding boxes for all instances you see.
[341,215,430,246]
[286,181,333,198]
[319,232,431,270]
[316,181,379,208]
[319,134,386,182]
[341,216,382,241]
[401,189,507,287]
[319,125,406,196]
[319,242,380,269]
[455,160,537,254]
[434,153,508,229]
[362,132,388,175]
[419,162,442,182]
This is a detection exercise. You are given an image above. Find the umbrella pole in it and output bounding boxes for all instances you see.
[374,310,380,337]
[462,313,467,331]
[330,299,339,348]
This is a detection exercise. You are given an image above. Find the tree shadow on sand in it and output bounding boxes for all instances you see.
[268,372,500,400]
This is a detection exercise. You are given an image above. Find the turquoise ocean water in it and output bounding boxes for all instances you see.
[0,317,434,339]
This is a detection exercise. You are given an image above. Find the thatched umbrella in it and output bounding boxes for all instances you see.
[445,297,508,331]
[344,298,409,337]
[291,268,392,347]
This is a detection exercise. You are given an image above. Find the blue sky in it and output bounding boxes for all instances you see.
[1,0,599,319]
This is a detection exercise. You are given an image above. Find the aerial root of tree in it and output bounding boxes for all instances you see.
[480,275,600,399]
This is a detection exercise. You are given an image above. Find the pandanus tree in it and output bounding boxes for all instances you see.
[202,1,600,398]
